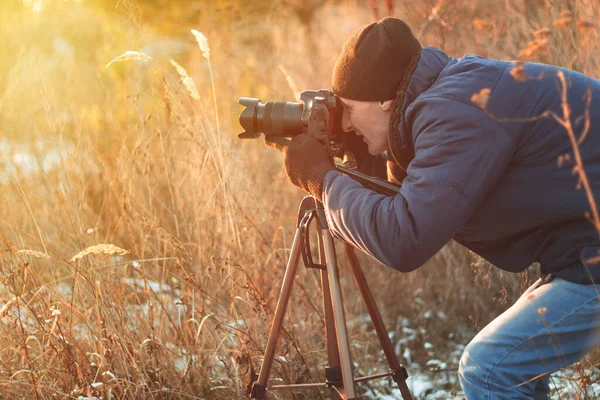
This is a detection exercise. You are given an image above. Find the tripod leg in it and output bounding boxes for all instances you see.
[250,228,304,399]
[344,243,413,400]
[320,229,359,399]
[317,230,343,398]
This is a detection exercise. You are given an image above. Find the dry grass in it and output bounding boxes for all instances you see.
[0,0,598,399]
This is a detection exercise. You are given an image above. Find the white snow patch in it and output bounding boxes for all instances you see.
[123,278,180,295]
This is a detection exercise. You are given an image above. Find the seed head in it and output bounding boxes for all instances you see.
[191,29,210,59]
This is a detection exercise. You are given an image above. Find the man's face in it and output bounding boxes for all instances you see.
[339,97,393,155]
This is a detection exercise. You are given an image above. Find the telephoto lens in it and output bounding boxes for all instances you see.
[238,98,303,139]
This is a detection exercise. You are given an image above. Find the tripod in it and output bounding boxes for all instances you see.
[250,195,413,399]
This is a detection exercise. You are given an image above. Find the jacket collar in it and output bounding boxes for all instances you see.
[386,47,451,182]
[403,47,451,106]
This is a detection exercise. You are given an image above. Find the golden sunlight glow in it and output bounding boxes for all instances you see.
[22,0,44,13]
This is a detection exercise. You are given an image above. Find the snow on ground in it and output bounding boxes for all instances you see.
[0,138,73,183]
[360,357,599,399]
[3,263,597,399]
[352,311,599,399]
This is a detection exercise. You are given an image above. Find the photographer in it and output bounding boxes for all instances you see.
[265,17,600,399]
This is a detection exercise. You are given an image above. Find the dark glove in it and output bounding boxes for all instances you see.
[343,131,387,179]
[265,134,335,201]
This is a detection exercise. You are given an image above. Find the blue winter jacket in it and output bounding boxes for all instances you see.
[323,47,600,284]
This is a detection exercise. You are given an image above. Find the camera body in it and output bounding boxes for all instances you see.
[238,89,347,159]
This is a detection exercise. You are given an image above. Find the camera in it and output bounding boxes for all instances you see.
[238,89,349,160]
[238,89,400,195]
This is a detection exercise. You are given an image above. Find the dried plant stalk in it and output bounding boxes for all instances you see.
[16,249,50,259]
[70,244,130,262]
[105,51,153,68]
[169,59,201,100]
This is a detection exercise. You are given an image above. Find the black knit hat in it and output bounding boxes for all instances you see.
[332,18,421,101]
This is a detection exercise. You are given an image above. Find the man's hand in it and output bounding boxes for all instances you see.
[343,131,388,179]
[343,130,371,166]
[265,134,335,201]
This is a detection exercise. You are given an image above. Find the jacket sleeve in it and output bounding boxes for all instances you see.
[322,97,514,272]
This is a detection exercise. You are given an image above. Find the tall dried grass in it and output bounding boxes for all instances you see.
[0,1,598,399]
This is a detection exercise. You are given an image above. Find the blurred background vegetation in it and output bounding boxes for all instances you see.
[0,0,598,399]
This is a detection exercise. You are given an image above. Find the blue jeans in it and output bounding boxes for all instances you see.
[458,277,600,399]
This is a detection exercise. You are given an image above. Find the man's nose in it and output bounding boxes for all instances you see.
[342,110,353,132]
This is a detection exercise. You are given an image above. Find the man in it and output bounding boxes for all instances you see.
[265,17,600,399]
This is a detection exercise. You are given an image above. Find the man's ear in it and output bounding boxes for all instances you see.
[380,99,394,111]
